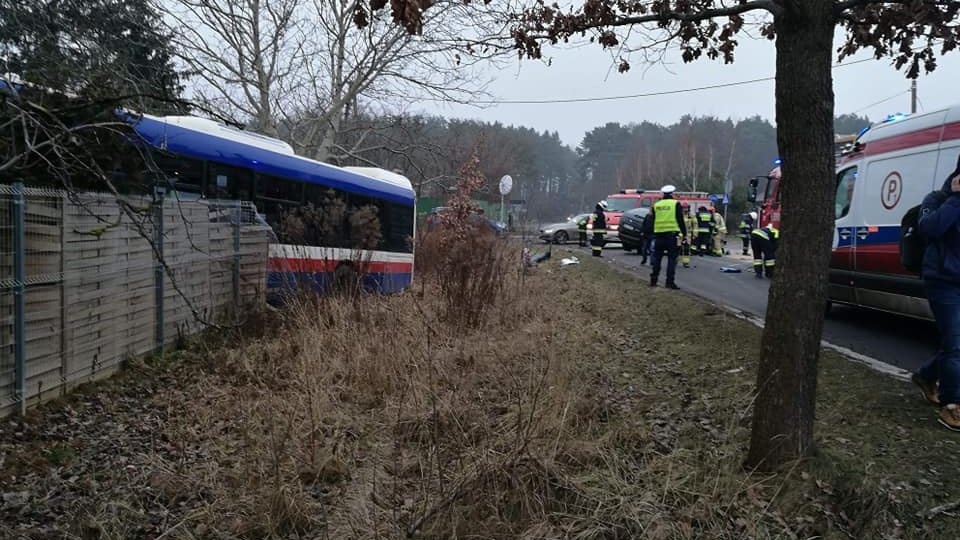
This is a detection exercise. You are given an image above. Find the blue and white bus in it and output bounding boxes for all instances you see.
[128,114,416,295]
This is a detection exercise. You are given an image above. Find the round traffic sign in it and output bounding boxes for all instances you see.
[499,175,513,196]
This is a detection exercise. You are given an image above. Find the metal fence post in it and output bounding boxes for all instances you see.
[12,182,26,415]
[232,201,241,320]
[154,188,165,354]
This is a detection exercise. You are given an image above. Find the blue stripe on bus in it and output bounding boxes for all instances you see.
[267,271,412,296]
[131,115,415,206]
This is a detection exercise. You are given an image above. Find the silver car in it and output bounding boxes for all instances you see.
[539,213,592,244]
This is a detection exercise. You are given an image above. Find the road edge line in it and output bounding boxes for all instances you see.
[715,303,911,382]
[585,248,912,382]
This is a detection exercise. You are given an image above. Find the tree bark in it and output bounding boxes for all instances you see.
[745,0,836,470]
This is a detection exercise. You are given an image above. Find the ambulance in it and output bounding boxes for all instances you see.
[824,106,960,320]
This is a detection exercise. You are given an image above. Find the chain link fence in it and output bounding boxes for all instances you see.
[0,184,271,417]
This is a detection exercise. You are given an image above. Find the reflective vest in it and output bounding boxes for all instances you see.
[696,212,713,232]
[752,226,780,241]
[652,199,681,233]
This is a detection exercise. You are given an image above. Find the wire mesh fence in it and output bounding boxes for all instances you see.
[0,184,271,417]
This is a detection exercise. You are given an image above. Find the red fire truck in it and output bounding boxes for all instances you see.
[590,188,711,235]
[747,134,859,228]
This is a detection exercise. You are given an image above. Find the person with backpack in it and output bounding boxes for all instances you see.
[911,158,960,431]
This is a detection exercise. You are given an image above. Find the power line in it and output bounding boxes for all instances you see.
[467,56,885,105]
[853,90,910,114]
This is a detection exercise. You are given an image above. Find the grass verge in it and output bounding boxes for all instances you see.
[1,251,959,539]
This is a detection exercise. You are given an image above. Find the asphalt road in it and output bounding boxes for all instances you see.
[539,240,939,374]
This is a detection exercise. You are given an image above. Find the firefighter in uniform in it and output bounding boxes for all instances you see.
[738,212,757,256]
[695,206,714,255]
[681,203,694,267]
[591,201,608,257]
[577,214,589,247]
[649,185,686,289]
[751,224,780,278]
[711,206,727,256]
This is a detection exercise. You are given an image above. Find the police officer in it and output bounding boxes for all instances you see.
[738,212,757,256]
[695,205,713,255]
[649,185,687,289]
[750,223,780,278]
[577,214,589,247]
[591,201,608,257]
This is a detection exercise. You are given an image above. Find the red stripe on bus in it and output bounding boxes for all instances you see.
[268,257,412,273]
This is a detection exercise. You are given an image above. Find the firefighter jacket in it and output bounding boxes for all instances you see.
[751,225,780,249]
[696,211,714,234]
[592,205,607,232]
[683,213,695,236]
[713,212,727,235]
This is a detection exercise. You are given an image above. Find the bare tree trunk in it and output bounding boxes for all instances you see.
[746,0,835,470]
[725,135,737,182]
[707,143,713,182]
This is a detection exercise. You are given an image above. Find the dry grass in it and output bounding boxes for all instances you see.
[4,249,960,539]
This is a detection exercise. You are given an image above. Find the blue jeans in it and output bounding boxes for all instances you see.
[919,279,960,404]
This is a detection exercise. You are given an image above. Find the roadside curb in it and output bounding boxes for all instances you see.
[596,252,912,383]
[712,304,911,382]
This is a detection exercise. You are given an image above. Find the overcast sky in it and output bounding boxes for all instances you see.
[418,30,960,148]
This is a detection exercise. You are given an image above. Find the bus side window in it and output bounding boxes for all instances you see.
[153,153,205,195]
[303,184,350,248]
[835,166,858,219]
[206,163,253,200]
[255,175,304,237]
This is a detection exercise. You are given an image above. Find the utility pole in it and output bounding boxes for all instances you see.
[911,79,917,114]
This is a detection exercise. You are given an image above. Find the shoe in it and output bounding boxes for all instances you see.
[666,282,680,290]
[683,264,690,268]
[939,404,960,431]
[912,373,940,406]
[650,277,657,287]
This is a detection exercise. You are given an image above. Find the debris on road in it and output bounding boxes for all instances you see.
[560,256,580,266]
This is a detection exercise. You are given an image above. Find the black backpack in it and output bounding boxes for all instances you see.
[900,192,947,272]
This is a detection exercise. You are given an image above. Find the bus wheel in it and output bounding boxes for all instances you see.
[333,262,359,295]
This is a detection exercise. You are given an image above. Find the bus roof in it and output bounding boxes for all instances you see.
[131,114,415,206]
[342,166,413,192]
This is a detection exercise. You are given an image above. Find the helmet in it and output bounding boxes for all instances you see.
[598,200,608,210]
[749,211,758,221]
[661,184,676,194]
